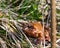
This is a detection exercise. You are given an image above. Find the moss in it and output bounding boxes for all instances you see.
[0,28,6,35]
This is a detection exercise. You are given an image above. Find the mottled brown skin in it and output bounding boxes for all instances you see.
[22,22,50,43]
